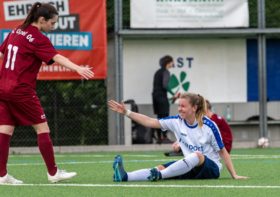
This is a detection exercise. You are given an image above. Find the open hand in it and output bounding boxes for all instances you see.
[233,175,249,180]
[108,100,126,115]
[172,142,181,152]
[77,65,94,80]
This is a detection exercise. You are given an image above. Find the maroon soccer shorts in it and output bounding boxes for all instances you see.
[0,95,47,126]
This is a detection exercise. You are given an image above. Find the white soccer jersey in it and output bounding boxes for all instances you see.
[159,115,225,171]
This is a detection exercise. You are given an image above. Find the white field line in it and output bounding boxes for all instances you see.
[9,154,157,158]
[2,183,280,189]
[7,154,280,167]
[9,154,280,158]
[231,155,280,159]
[7,159,170,166]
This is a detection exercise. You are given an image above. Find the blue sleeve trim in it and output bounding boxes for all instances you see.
[203,117,224,149]
[159,114,181,120]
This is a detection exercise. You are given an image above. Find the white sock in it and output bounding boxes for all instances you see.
[161,153,200,179]
[127,169,151,181]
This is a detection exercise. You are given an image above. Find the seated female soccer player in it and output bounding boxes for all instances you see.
[165,99,233,157]
[108,93,248,181]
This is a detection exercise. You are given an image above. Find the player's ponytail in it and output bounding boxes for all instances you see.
[195,94,207,127]
[180,92,206,127]
[20,2,58,30]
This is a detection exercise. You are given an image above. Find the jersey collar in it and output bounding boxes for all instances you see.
[183,119,198,128]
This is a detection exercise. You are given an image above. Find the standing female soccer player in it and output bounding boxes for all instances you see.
[0,3,94,184]
[108,93,248,181]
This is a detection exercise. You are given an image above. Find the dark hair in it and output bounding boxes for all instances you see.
[206,100,212,110]
[20,2,58,29]
[159,55,173,68]
[180,93,207,127]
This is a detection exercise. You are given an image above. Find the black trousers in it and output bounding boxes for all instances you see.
[153,113,169,143]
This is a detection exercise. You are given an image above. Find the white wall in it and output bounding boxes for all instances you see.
[123,38,247,104]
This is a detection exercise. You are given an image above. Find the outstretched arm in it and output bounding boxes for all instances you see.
[53,54,94,80]
[108,100,161,129]
[219,148,249,179]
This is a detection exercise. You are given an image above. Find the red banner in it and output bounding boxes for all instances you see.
[0,0,107,80]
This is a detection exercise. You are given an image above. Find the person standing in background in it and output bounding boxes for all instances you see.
[152,55,174,144]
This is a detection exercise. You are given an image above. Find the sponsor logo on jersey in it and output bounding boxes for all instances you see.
[179,138,204,152]
[180,132,187,137]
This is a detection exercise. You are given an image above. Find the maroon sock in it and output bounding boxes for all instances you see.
[0,133,11,177]
[37,133,57,176]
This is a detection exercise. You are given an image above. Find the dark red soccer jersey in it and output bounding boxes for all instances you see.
[0,25,57,100]
[210,114,233,153]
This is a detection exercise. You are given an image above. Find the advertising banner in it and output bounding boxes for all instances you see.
[131,0,249,28]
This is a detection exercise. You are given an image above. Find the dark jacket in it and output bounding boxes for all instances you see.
[152,67,170,115]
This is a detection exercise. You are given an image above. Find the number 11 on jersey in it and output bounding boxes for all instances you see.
[5,44,19,71]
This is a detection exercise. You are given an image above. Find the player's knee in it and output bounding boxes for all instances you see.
[183,152,202,169]
[36,130,50,135]
[194,151,205,166]
[0,126,15,135]
[33,122,50,134]
[156,165,166,171]
[0,130,13,136]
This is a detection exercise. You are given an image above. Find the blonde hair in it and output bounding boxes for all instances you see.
[180,92,206,127]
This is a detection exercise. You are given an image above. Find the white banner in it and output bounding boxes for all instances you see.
[123,39,247,104]
[131,0,249,28]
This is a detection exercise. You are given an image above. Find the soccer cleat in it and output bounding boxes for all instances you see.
[113,155,127,182]
[148,168,162,181]
[164,151,184,157]
[0,174,23,185]
[47,169,77,183]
